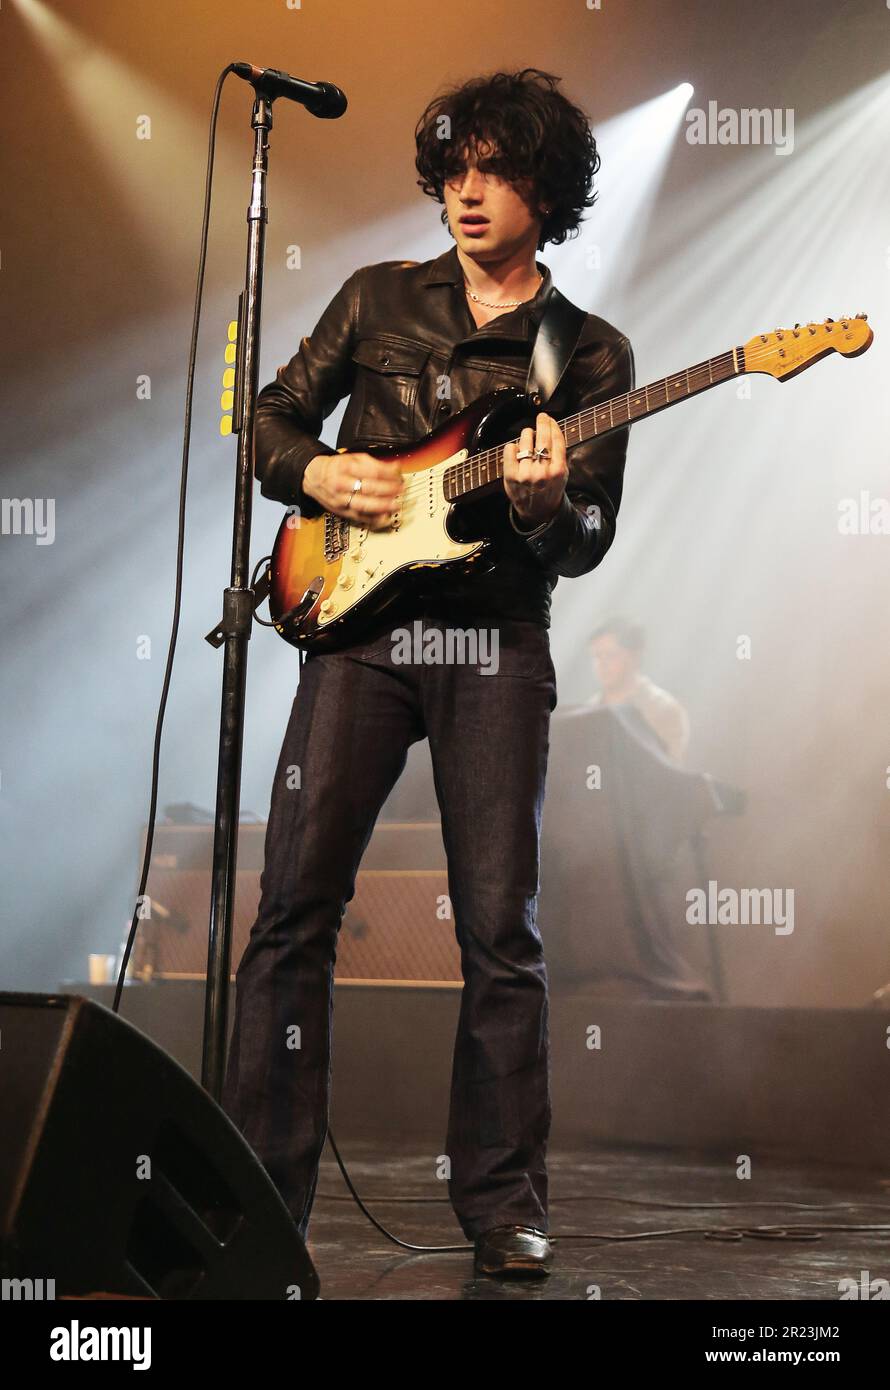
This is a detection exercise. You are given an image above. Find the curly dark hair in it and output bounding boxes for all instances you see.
[414,68,599,249]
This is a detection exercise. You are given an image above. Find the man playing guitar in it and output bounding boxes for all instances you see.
[222,66,635,1279]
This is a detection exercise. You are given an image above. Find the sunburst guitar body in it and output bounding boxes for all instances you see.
[269,388,534,651]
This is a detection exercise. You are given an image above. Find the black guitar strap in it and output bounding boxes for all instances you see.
[525,284,589,408]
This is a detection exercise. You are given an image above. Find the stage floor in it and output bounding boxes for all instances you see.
[305,1140,890,1301]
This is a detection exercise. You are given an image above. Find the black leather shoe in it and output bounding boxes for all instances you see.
[474,1225,553,1278]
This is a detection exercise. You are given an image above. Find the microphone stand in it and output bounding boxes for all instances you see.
[200,87,274,1100]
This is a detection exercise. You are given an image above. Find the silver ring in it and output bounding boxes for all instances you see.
[534,447,550,460]
[516,450,535,461]
[351,478,363,495]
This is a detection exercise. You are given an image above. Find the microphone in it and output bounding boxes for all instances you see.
[233,62,347,118]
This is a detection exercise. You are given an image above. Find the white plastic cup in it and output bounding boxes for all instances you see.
[88,953,117,985]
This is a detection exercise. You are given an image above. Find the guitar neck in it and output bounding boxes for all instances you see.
[444,343,746,502]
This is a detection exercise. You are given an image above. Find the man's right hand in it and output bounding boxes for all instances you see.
[303,451,403,530]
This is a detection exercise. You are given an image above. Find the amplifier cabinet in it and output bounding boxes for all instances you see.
[139,822,461,985]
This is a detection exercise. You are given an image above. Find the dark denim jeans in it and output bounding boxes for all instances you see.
[221,607,557,1240]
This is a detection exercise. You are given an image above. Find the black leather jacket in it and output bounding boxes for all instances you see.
[254,244,635,627]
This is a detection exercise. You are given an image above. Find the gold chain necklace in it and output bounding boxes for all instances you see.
[463,272,542,309]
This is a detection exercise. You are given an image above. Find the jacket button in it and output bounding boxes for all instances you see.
[439,402,452,416]
[380,353,390,365]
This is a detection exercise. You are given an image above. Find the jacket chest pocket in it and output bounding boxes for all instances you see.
[476,357,530,396]
[350,337,432,442]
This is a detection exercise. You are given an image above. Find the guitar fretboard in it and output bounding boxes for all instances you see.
[443,345,745,502]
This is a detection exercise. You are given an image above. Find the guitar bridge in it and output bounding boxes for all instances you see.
[324,512,351,562]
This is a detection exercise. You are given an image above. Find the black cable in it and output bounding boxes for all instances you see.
[316,1188,890,1213]
[321,1138,890,1250]
[250,555,277,627]
[112,65,236,1014]
[326,1130,471,1253]
[555,1223,890,1245]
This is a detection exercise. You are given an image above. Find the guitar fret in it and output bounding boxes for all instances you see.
[443,348,741,501]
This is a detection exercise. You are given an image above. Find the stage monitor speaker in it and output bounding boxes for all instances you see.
[0,992,319,1300]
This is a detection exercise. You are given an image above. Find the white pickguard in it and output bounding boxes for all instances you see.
[316,451,484,628]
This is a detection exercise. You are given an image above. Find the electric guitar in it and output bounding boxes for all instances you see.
[267,314,873,651]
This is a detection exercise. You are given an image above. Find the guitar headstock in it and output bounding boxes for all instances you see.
[744,314,873,380]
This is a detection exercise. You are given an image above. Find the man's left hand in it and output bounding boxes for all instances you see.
[502,412,569,528]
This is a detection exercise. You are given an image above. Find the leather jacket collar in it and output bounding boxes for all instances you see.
[424,245,554,344]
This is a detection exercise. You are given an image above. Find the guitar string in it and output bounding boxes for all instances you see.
[426,336,847,502]
[387,349,743,504]
[345,333,854,511]
[444,352,740,494]
[374,352,737,508]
